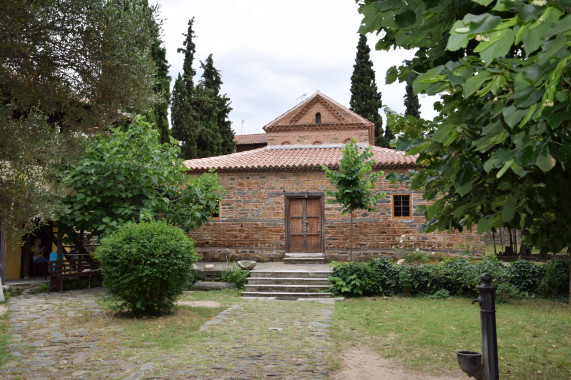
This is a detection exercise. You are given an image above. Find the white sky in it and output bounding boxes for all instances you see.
[156,0,438,135]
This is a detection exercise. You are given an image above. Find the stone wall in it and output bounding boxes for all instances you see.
[191,170,485,262]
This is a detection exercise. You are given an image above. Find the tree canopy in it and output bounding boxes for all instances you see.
[323,139,384,261]
[0,0,158,238]
[350,34,388,147]
[358,0,571,254]
[59,117,224,250]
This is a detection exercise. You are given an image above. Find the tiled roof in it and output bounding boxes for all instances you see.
[235,133,267,145]
[184,144,417,173]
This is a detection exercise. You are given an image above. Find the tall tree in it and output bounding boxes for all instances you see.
[171,18,200,159]
[404,80,421,118]
[0,0,156,240]
[358,1,570,257]
[322,139,384,262]
[349,34,387,147]
[145,2,171,144]
[199,54,235,155]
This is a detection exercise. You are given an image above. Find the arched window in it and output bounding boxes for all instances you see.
[315,112,321,124]
[313,141,322,146]
[281,141,291,145]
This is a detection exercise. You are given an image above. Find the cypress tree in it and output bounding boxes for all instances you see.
[148,4,171,144]
[200,54,235,155]
[171,18,200,159]
[404,80,421,118]
[349,34,387,148]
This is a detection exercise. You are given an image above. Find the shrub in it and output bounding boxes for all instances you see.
[507,259,544,295]
[397,264,444,296]
[428,289,450,299]
[402,249,431,264]
[95,221,197,316]
[442,259,478,296]
[221,268,249,289]
[472,257,508,285]
[539,259,570,298]
[329,262,376,297]
[368,258,399,296]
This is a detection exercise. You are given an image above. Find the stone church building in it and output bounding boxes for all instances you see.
[184,91,484,262]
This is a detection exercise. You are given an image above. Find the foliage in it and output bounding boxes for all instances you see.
[358,0,571,255]
[427,289,450,299]
[0,0,157,238]
[539,259,570,298]
[322,139,384,260]
[404,80,421,118]
[171,18,199,159]
[328,261,377,297]
[28,283,51,295]
[221,268,249,289]
[441,259,478,296]
[349,34,387,147]
[59,117,224,246]
[171,20,234,159]
[507,258,544,295]
[95,221,197,316]
[144,1,171,145]
[368,258,400,295]
[401,249,431,264]
[187,270,207,288]
[329,256,568,299]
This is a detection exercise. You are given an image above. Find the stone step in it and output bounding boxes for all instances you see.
[244,284,331,292]
[249,270,332,279]
[241,291,332,298]
[283,257,326,264]
[284,253,325,258]
[247,277,331,285]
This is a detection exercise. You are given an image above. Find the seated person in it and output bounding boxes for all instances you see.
[31,236,48,264]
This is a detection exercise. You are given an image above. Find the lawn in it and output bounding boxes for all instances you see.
[0,313,9,367]
[330,296,570,379]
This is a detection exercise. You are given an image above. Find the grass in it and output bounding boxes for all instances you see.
[0,313,10,367]
[330,296,571,379]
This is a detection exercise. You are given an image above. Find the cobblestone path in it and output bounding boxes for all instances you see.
[0,289,334,379]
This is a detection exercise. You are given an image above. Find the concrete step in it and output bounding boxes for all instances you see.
[247,277,331,286]
[241,291,332,298]
[283,253,326,264]
[244,284,331,292]
[283,257,326,264]
[250,270,332,279]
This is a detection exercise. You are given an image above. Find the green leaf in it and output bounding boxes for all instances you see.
[477,215,498,233]
[477,29,515,64]
[536,147,554,172]
[502,105,528,128]
[502,195,516,223]
[464,71,491,97]
[471,0,494,5]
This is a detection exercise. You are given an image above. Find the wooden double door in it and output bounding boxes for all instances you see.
[286,197,323,252]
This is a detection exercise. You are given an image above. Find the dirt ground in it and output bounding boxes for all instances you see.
[331,346,465,380]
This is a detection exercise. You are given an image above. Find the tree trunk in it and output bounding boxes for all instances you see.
[0,219,6,283]
[350,211,353,263]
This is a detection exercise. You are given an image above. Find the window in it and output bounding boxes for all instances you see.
[212,199,221,221]
[316,112,321,124]
[392,194,411,218]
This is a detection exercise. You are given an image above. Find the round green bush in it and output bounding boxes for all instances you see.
[507,259,544,295]
[368,258,400,295]
[539,259,570,298]
[95,221,197,316]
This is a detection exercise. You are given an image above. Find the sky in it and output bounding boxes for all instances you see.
[156,0,438,135]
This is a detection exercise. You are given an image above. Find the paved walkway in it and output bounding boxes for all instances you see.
[0,288,333,379]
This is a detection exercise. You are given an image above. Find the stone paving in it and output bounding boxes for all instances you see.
[0,288,334,379]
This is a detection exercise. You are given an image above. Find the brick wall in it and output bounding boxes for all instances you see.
[266,128,370,146]
[191,170,485,262]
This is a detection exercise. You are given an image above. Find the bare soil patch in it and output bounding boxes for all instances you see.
[331,346,464,380]
[176,300,221,308]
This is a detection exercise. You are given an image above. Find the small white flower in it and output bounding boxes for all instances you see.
[475,34,490,42]
[543,99,554,107]
[532,0,547,6]
[397,259,405,265]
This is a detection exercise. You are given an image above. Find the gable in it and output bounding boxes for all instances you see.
[263,91,374,145]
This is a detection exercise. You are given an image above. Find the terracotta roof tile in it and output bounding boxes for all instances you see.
[235,133,267,145]
[184,145,417,173]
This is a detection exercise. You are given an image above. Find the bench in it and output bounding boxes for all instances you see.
[49,255,100,292]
